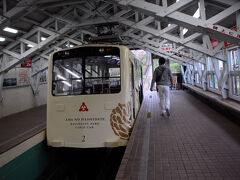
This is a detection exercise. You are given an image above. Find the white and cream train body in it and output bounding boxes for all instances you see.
[47,44,143,148]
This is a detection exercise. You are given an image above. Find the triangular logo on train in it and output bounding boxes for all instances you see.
[79,102,88,112]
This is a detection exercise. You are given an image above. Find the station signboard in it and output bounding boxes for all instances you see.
[21,58,32,68]
[159,44,172,51]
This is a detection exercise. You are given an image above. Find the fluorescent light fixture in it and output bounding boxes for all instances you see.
[183,28,188,35]
[57,75,66,80]
[3,27,18,34]
[65,43,74,48]
[193,8,200,18]
[62,81,71,87]
[0,37,6,42]
[27,44,34,48]
[104,55,112,58]
[66,44,74,48]
[41,37,46,41]
[65,69,80,78]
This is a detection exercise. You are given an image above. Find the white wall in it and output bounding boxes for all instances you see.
[0,83,47,118]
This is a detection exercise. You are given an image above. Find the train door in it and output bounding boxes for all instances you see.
[130,62,136,119]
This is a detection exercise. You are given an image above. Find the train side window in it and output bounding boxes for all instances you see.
[130,62,136,119]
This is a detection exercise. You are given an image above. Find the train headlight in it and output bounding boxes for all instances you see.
[64,51,69,56]
[99,48,104,53]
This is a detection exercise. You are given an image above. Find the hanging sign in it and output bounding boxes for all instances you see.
[224,26,237,47]
[208,25,239,47]
[210,26,238,48]
[160,44,172,51]
[21,58,32,68]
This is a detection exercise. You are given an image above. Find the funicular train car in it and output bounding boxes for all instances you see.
[47,44,143,148]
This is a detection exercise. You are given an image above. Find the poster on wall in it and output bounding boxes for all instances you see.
[40,70,48,83]
[3,78,17,87]
[3,68,17,87]
[3,68,30,87]
[17,68,29,86]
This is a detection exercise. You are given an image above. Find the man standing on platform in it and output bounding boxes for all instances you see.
[150,57,173,117]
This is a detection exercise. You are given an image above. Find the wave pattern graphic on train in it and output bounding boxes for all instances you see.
[47,44,143,148]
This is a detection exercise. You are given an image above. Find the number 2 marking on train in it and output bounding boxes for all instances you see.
[82,135,86,142]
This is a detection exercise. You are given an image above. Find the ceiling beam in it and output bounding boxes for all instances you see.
[108,0,240,45]
[31,30,95,77]
[109,13,220,58]
[130,35,205,64]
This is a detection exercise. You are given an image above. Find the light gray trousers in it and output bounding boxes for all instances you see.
[157,85,170,113]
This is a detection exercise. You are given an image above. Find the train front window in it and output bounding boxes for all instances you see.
[52,47,120,96]
[85,56,120,94]
[52,58,83,95]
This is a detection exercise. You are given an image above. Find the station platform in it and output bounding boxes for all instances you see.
[116,90,240,179]
[1,89,240,179]
[182,83,240,121]
[0,105,46,154]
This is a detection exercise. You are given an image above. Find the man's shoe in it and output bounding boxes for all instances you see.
[166,109,170,117]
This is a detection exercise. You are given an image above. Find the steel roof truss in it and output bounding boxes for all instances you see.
[31,32,84,77]
[109,9,224,59]
[28,71,40,95]
[130,37,194,65]
[0,24,71,74]
[180,65,186,83]
[125,29,205,64]
[109,0,240,45]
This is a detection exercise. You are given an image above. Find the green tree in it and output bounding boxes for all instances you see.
[170,62,181,73]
